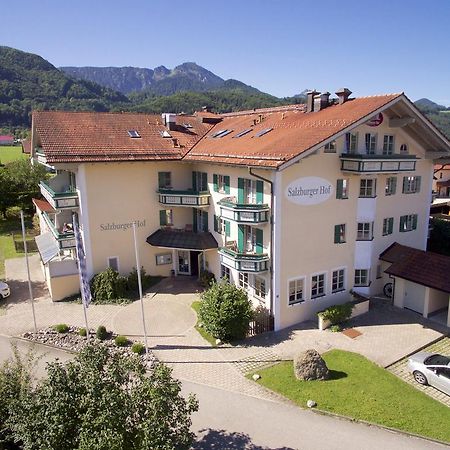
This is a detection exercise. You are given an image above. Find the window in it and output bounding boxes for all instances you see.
[213,215,222,233]
[311,273,326,298]
[255,128,273,137]
[158,172,171,189]
[324,140,336,153]
[365,133,377,154]
[288,278,304,305]
[399,214,418,232]
[345,132,358,153]
[354,269,370,286]
[336,179,349,199]
[400,143,408,154]
[383,135,394,155]
[254,276,266,299]
[334,224,346,244]
[108,257,119,272]
[376,264,382,279]
[402,176,421,194]
[159,209,173,226]
[127,130,140,138]
[192,171,208,191]
[156,253,172,265]
[239,272,249,290]
[357,222,373,240]
[332,269,345,293]
[234,129,252,138]
[382,217,394,236]
[243,178,257,204]
[385,177,397,196]
[213,174,230,194]
[220,264,231,281]
[359,179,376,198]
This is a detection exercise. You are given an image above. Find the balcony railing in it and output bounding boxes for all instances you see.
[42,212,76,249]
[40,181,79,209]
[218,245,269,273]
[218,197,270,224]
[157,189,210,207]
[340,153,417,173]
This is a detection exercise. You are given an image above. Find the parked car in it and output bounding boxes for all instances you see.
[0,281,10,299]
[407,352,450,396]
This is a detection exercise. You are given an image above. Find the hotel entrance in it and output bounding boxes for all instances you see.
[177,250,201,276]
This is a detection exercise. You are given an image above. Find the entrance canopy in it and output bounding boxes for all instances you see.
[35,232,59,264]
[146,229,218,250]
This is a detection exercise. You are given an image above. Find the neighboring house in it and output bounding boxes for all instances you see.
[434,164,450,197]
[0,135,14,146]
[31,89,450,330]
[380,243,450,327]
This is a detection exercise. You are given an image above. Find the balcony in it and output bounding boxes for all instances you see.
[40,175,79,210]
[219,244,269,273]
[218,197,270,224]
[157,189,210,207]
[42,212,76,250]
[340,154,417,173]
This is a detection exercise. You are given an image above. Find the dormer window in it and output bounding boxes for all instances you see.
[127,130,140,138]
[400,144,409,154]
[161,130,172,138]
[324,140,336,153]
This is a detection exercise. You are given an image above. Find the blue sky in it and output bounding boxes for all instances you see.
[1,0,449,104]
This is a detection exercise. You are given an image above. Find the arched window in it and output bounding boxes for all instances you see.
[400,144,408,154]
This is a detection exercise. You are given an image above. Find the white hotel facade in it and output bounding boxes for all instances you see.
[31,90,450,330]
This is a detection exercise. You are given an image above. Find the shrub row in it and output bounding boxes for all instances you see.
[318,302,354,324]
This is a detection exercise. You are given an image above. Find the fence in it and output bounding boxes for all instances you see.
[12,232,38,253]
[248,312,274,337]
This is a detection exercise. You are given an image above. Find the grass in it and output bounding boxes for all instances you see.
[191,301,216,346]
[250,350,450,443]
[0,146,28,164]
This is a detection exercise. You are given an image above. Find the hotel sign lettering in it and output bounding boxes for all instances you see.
[286,177,333,205]
[100,220,146,231]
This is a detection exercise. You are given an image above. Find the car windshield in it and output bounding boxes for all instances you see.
[424,354,450,366]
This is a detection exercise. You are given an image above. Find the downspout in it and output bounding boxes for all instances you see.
[248,167,274,316]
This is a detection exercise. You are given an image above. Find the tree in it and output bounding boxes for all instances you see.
[199,280,253,341]
[8,345,198,450]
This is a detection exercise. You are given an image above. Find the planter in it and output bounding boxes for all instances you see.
[318,315,332,331]
[350,299,369,318]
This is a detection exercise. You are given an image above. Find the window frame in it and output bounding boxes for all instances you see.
[357,222,373,241]
[220,264,231,281]
[288,276,305,306]
[239,272,249,290]
[365,133,377,154]
[156,253,172,265]
[346,132,358,153]
[385,176,397,196]
[382,135,395,155]
[324,140,337,153]
[334,224,346,244]
[399,214,418,232]
[158,171,172,189]
[336,178,349,199]
[402,176,421,194]
[359,178,376,198]
[107,256,119,272]
[382,217,394,236]
[311,273,326,299]
[254,276,266,299]
[160,209,173,226]
[354,269,370,287]
[331,267,346,293]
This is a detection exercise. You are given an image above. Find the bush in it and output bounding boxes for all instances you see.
[127,266,156,292]
[53,324,69,333]
[199,270,216,287]
[78,328,87,337]
[330,324,342,332]
[131,342,145,355]
[318,303,354,325]
[199,280,253,341]
[90,267,128,303]
[115,335,129,347]
[96,325,108,340]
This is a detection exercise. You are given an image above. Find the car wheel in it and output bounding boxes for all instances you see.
[413,371,428,385]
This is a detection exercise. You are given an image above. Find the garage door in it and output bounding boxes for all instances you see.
[404,283,425,314]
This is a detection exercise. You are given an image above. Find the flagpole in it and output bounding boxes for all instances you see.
[132,222,149,353]
[20,210,37,333]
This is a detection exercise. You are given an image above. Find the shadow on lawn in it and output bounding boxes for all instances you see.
[193,428,295,450]
[327,369,347,380]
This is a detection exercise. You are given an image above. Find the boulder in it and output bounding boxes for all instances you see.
[294,349,330,381]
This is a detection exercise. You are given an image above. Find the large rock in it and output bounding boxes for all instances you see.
[294,349,330,381]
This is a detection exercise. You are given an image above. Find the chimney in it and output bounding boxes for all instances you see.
[306,90,319,113]
[335,88,352,105]
[313,92,331,112]
[162,113,177,131]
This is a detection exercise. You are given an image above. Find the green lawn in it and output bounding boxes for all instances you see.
[0,146,28,164]
[251,350,450,443]
[191,301,216,346]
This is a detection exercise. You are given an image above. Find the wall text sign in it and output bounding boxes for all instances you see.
[286,177,333,205]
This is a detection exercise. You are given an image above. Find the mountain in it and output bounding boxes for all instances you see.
[414,98,447,112]
[0,46,129,130]
[60,62,259,96]
[414,98,450,139]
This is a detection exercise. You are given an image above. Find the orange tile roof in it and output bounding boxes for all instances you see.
[184,94,403,168]
[32,198,56,213]
[33,111,215,163]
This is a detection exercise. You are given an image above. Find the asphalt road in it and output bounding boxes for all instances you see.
[0,336,446,450]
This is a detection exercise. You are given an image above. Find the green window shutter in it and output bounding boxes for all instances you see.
[392,177,397,194]
[238,178,244,203]
[389,217,394,234]
[412,214,418,230]
[213,214,218,232]
[193,209,197,231]
[399,215,405,232]
[224,175,230,194]
[402,177,407,193]
[159,210,167,226]
[202,172,207,191]
[202,211,208,232]
[237,225,244,252]
[158,172,164,189]
[213,174,218,192]
[416,176,421,193]
[255,228,263,254]
[336,179,343,199]
[225,220,230,237]
[192,171,197,190]
[256,180,264,204]
[334,225,340,243]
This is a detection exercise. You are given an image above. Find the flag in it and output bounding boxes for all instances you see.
[73,214,92,308]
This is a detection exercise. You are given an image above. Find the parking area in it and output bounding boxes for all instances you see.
[388,337,450,407]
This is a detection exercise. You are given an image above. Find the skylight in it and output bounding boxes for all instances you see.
[233,129,252,138]
[211,129,226,138]
[127,130,141,138]
[255,128,273,138]
[183,123,193,129]
[160,130,172,138]
[216,129,233,138]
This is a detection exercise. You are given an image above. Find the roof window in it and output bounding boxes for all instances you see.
[255,127,273,138]
[127,130,141,138]
[160,130,172,138]
[233,129,252,138]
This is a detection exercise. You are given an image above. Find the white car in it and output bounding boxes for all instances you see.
[407,352,450,396]
[0,281,10,299]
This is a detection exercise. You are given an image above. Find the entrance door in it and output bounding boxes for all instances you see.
[177,250,191,275]
[190,251,200,277]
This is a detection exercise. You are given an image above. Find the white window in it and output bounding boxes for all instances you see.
[346,132,358,153]
[324,140,336,153]
[336,179,349,199]
[254,276,266,299]
[108,256,119,272]
[400,214,418,232]
[365,133,377,154]
[382,217,394,236]
[156,253,172,265]
[332,269,345,293]
[359,179,376,197]
[220,264,231,281]
[357,222,373,240]
[402,176,421,194]
[288,278,304,305]
[243,178,257,204]
[354,269,370,287]
[244,226,257,253]
[158,171,171,189]
[334,224,346,244]
[217,175,227,194]
[385,177,397,196]
[311,273,326,298]
[239,272,249,290]
[383,135,394,155]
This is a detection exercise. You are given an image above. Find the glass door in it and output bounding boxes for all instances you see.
[245,226,256,253]
[177,250,191,275]
[243,179,257,204]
